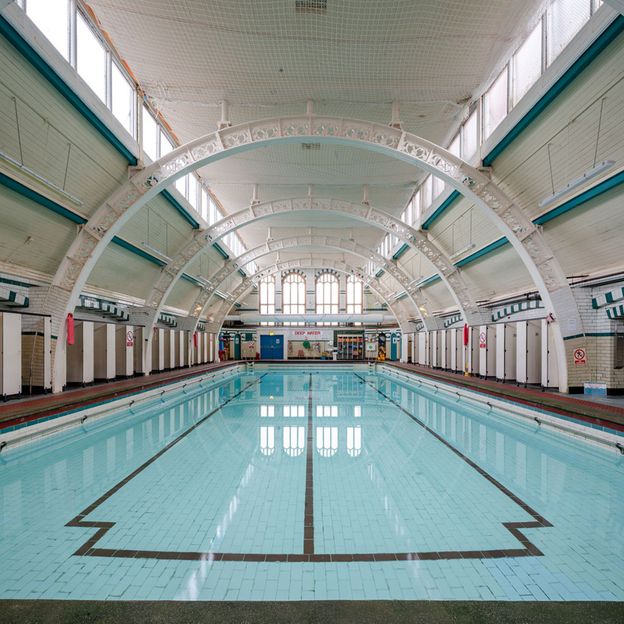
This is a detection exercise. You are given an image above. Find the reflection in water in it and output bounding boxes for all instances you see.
[346,426,362,457]
[316,426,338,457]
[283,426,305,456]
[316,405,338,418]
[260,426,275,455]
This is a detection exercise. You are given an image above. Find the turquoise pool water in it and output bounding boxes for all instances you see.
[0,367,622,601]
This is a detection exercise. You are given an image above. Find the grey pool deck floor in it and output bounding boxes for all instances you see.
[1,600,623,623]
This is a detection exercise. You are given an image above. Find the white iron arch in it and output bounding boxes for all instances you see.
[191,235,424,330]
[47,115,581,392]
[138,240,423,373]
[142,196,484,338]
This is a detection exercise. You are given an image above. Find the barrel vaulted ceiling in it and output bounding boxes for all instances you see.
[87,0,548,256]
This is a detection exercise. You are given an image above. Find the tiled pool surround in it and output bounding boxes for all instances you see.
[0,367,622,601]
[64,372,552,563]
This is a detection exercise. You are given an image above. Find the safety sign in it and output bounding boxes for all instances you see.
[479,331,487,349]
[573,347,586,365]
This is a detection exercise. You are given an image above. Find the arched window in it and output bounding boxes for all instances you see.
[316,272,338,314]
[346,275,363,314]
[282,272,306,315]
[259,275,275,315]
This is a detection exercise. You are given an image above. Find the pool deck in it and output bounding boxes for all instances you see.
[1,359,622,434]
[0,361,238,431]
[0,599,621,623]
[384,362,624,431]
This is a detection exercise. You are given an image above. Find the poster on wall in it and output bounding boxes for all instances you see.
[378,333,386,361]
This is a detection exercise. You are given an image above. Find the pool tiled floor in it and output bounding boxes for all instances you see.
[0,368,623,601]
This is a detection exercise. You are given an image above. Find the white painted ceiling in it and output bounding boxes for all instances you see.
[88,0,547,262]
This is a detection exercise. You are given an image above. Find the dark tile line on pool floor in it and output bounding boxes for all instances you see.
[65,371,553,563]
[304,373,314,555]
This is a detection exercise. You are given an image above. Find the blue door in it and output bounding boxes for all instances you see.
[390,333,400,360]
[260,334,284,359]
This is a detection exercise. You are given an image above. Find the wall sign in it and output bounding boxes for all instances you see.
[573,347,586,365]
[479,331,487,349]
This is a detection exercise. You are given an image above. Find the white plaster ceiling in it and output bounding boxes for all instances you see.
[88,0,547,262]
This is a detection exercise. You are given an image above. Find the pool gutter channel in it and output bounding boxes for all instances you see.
[0,363,246,453]
[377,364,622,454]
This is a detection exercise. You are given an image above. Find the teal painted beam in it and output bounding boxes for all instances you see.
[0,170,181,270]
[534,170,624,226]
[110,237,166,267]
[392,242,410,260]
[418,169,624,279]
[454,237,509,267]
[180,273,204,287]
[213,243,229,259]
[238,269,246,278]
[0,17,202,233]
[375,269,385,278]
[161,189,200,229]
[0,172,87,224]
[418,275,441,287]
[0,16,137,166]
[408,15,624,232]
[0,276,34,288]
[483,15,624,167]
[421,190,461,230]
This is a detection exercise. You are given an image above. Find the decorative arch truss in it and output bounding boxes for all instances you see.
[141,196,483,338]
[190,234,425,327]
[47,115,581,392]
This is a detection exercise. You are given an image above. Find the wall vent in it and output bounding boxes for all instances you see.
[295,1,327,15]
[301,142,321,150]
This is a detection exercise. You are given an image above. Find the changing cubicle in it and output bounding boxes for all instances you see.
[94,323,115,381]
[411,332,419,365]
[152,328,165,372]
[66,320,94,385]
[478,325,496,378]
[430,330,441,368]
[21,315,52,393]
[175,330,185,368]
[541,319,559,389]
[115,325,134,378]
[133,326,149,375]
[1,312,22,398]
[464,326,480,375]
[450,328,462,372]
[164,329,175,370]
[516,320,541,386]
[209,334,215,363]
[495,323,517,383]
[417,332,428,366]
[440,330,451,370]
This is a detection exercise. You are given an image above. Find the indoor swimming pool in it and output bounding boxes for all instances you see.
[0,365,622,601]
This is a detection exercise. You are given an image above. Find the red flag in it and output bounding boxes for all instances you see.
[193,332,198,348]
[463,323,469,346]
[66,313,75,345]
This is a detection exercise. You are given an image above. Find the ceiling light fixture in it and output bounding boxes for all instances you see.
[538,160,615,209]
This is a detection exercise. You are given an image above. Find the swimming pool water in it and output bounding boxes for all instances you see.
[0,367,622,601]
